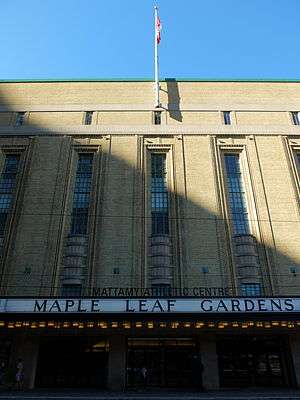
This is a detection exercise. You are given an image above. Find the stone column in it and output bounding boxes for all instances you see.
[200,334,219,390]
[107,335,127,391]
[289,334,300,387]
[8,333,39,389]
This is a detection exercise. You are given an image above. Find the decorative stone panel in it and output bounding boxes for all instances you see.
[61,234,88,286]
[149,235,173,286]
[234,234,261,283]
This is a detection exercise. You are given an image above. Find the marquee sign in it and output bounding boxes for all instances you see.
[0,297,298,314]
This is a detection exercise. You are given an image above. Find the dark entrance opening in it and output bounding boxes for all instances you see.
[36,336,109,388]
[127,337,198,388]
[217,335,290,388]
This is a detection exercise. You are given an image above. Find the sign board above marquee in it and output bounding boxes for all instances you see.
[0,298,299,314]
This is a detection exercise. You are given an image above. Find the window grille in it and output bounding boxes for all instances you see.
[224,154,250,235]
[241,283,261,297]
[70,153,93,235]
[151,153,169,235]
[0,154,20,236]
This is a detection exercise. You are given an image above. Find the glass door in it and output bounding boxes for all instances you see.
[217,336,288,388]
[127,337,197,388]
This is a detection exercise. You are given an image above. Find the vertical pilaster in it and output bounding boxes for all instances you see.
[8,333,39,389]
[289,334,300,388]
[107,335,127,390]
[200,334,219,390]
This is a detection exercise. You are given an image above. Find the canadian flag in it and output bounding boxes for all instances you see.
[156,15,162,44]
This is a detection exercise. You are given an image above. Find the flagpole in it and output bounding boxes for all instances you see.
[154,6,160,107]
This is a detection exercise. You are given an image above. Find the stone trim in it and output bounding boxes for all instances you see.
[1,124,300,136]
[1,104,300,112]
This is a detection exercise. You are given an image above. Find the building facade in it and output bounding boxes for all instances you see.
[0,79,300,389]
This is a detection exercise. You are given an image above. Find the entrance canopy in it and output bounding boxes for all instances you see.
[0,296,299,331]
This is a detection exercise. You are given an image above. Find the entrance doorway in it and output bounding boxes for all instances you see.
[36,337,109,388]
[127,337,198,388]
[217,336,289,387]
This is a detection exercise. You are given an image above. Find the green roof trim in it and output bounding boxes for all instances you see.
[1,78,300,83]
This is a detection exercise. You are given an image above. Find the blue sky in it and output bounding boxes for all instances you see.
[1,0,300,80]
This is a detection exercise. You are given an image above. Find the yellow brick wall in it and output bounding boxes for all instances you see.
[253,136,300,294]
[0,81,300,110]
[236,111,288,125]
[98,111,151,124]
[0,81,299,296]
[0,112,13,125]
[28,111,83,125]
[93,136,138,288]
[167,111,220,125]
[160,81,300,109]
[0,82,154,106]
[180,136,225,288]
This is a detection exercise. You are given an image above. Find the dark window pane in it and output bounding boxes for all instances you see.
[154,111,161,125]
[151,154,169,234]
[0,155,20,237]
[15,112,26,126]
[291,111,300,126]
[70,154,93,235]
[223,111,231,125]
[224,154,250,235]
[84,111,93,125]
[241,283,261,297]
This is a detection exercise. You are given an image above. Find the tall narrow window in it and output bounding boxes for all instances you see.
[151,153,169,234]
[223,111,231,125]
[224,154,250,235]
[84,111,93,125]
[15,112,26,126]
[154,111,161,125]
[0,154,20,237]
[295,153,300,171]
[291,111,300,126]
[70,153,93,235]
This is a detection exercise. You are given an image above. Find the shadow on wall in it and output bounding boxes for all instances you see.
[166,78,182,122]
[0,86,299,297]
